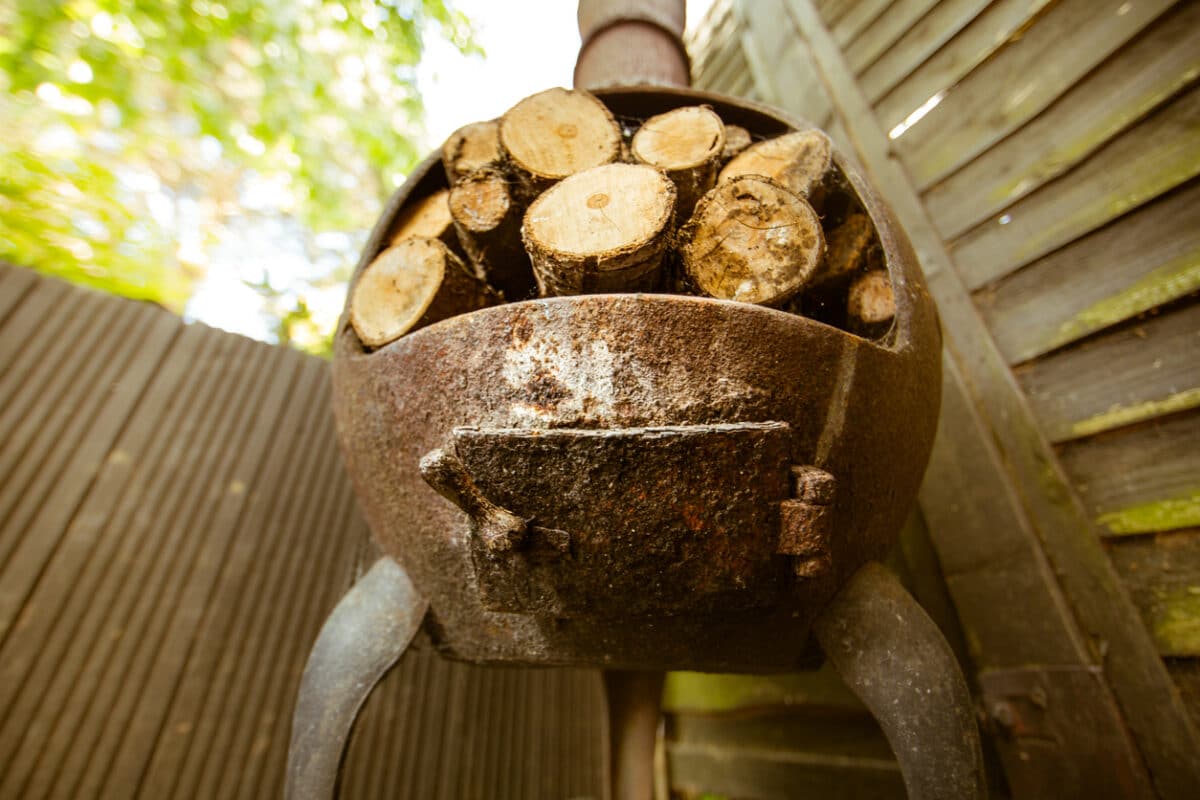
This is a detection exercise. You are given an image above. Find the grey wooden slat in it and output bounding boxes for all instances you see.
[898,0,1174,190]
[133,355,330,798]
[0,322,220,739]
[186,401,355,798]
[1058,410,1200,537]
[926,4,1200,238]
[1108,530,1200,657]
[845,0,939,75]
[782,0,1200,791]
[97,348,310,796]
[0,278,74,404]
[874,0,1054,133]
[0,297,172,636]
[832,0,897,48]
[234,498,365,800]
[860,0,991,103]
[821,0,858,27]
[1017,302,1200,443]
[0,328,248,797]
[952,87,1200,290]
[978,179,1200,364]
[0,263,40,325]
[34,335,274,800]
[73,341,300,798]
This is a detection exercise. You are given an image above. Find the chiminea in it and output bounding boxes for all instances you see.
[287,4,985,800]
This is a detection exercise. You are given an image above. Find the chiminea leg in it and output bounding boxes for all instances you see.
[285,557,428,800]
[603,670,665,800]
[813,562,987,800]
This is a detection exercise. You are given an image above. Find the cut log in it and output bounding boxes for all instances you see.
[719,129,834,210]
[721,124,753,162]
[814,212,876,287]
[449,169,536,301]
[523,163,676,295]
[631,105,725,217]
[442,120,503,185]
[677,175,824,307]
[846,269,895,339]
[350,237,499,348]
[388,189,455,247]
[499,87,623,199]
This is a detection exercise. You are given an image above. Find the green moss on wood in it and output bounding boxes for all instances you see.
[662,667,862,713]
[1151,585,1200,657]
[1071,388,1200,439]
[1051,253,1200,352]
[1098,489,1200,536]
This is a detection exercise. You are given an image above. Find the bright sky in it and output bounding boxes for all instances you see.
[187,0,717,345]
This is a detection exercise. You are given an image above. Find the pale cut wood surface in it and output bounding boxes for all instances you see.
[977,179,1200,364]
[844,0,939,76]
[1058,411,1200,537]
[388,188,454,246]
[1016,302,1200,443]
[873,0,1054,133]
[442,120,502,185]
[719,129,833,201]
[896,0,1173,191]
[951,87,1200,290]
[500,87,621,185]
[859,0,990,102]
[0,266,606,799]
[924,2,1200,240]
[1108,531,1200,658]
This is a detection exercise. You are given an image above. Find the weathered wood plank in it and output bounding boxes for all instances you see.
[860,0,991,103]
[832,0,897,48]
[845,0,939,75]
[1108,530,1200,657]
[952,88,1200,290]
[663,665,863,714]
[1016,301,1200,443]
[0,263,39,326]
[978,179,1200,364]
[740,0,836,127]
[924,3,1200,238]
[1058,410,1200,537]
[898,0,1173,190]
[875,0,1054,133]
[782,0,1200,791]
[668,740,903,800]
[0,275,73,393]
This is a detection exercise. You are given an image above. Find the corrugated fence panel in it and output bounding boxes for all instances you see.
[0,265,605,798]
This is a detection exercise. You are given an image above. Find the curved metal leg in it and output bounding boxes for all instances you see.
[285,557,428,800]
[813,562,986,800]
[603,670,665,800]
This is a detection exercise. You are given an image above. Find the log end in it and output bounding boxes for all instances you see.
[847,269,895,339]
[500,87,622,183]
[719,129,833,201]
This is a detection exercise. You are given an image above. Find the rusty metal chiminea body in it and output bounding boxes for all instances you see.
[287,5,985,799]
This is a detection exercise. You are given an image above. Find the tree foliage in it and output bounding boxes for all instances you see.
[0,0,477,337]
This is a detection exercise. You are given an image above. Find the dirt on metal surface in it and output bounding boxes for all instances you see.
[332,86,941,672]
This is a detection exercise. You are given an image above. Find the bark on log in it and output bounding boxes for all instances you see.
[847,269,895,339]
[631,105,725,218]
[499,88,622,200]
[442,120,503,185]
[350,237,499,347]
[814,212,875,288]
[387,189,455,247]
[719,129,835,210]
[522,163,676,295]
[721,124,753,162]
[678,175,824,306]
[449,169,536,301]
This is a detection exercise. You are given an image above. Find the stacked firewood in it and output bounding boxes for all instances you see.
[350,87,894,349]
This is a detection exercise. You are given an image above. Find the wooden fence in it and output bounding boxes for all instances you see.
[0,263,606,799]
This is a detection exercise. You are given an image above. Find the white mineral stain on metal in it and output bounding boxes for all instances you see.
[502,331,619,426]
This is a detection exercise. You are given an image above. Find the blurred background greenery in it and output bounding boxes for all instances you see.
[0,0,479,356]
